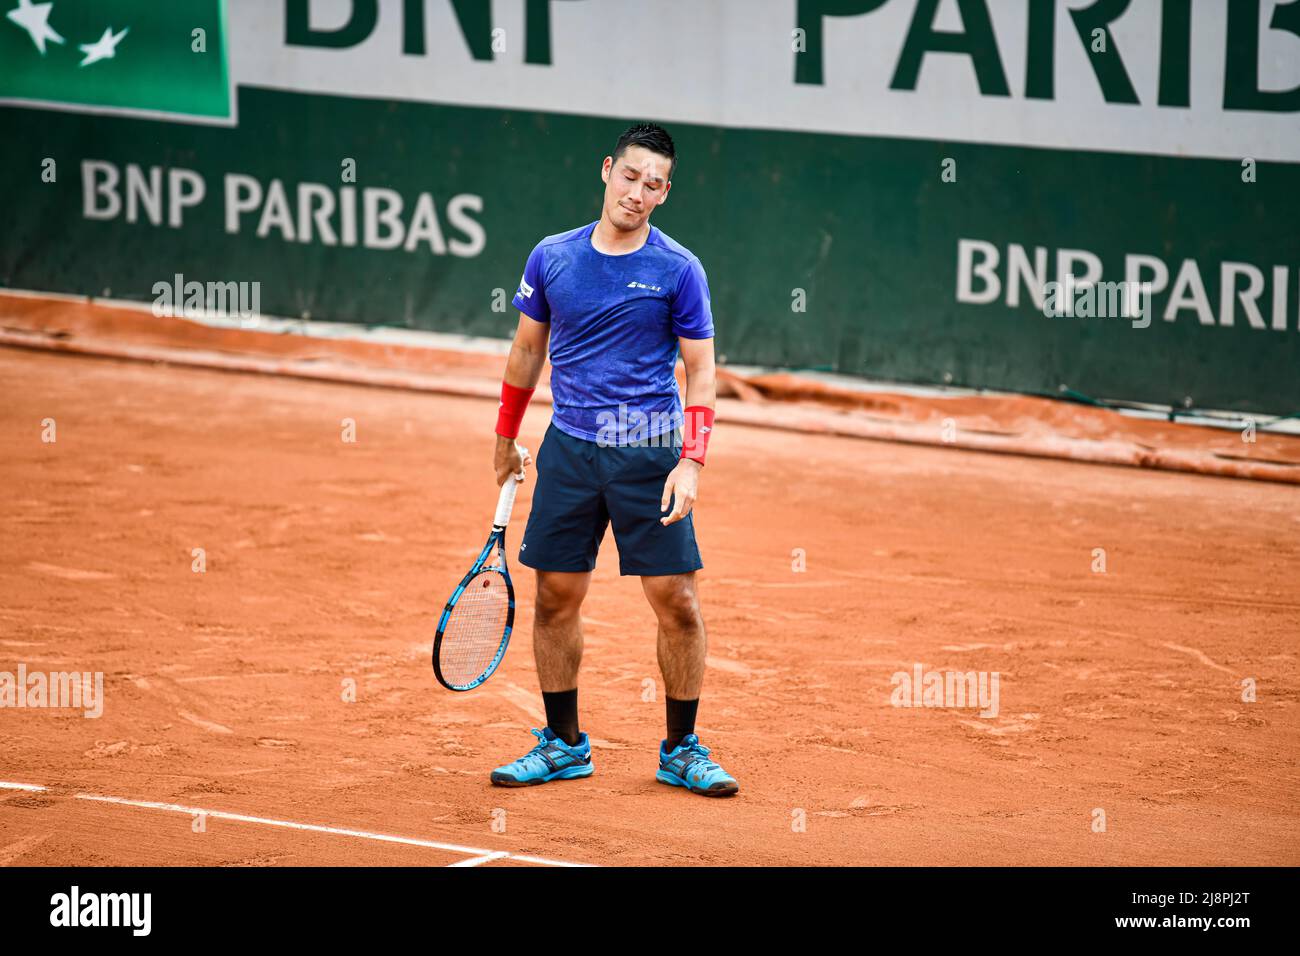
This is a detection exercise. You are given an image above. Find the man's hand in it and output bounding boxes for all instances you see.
[660,458,702,525]
[494,435,533,486]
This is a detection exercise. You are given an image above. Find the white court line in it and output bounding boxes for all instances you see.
[0,782,588,867]
[447,851,511,867]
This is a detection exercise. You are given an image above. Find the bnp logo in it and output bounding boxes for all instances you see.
[286,0,568,65]
[0,0,232,123]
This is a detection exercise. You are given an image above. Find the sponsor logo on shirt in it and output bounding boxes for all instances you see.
[627,281,662,292]
[518,276,534,298]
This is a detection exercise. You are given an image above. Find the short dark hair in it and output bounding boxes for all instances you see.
[612,123,677,182]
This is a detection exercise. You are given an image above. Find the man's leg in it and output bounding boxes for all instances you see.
[641,571,706,748]
[534,569,592,746]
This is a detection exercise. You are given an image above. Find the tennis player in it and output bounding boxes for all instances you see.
[488,123,738,797]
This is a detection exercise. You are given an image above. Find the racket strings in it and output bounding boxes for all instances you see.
[439,570,510,685]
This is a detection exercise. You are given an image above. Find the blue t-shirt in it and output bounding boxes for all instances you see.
[510,221,714,445]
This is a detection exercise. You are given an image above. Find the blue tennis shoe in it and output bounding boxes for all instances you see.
[657,734,739,797]
[490,727,593,787]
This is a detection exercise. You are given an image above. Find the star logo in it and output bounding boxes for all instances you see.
[78,24,128,67]
[0,1,229,123]
[5,0,65,55]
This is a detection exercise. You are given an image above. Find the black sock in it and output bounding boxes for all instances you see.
[665,696,699,751]
[542,689,580,746]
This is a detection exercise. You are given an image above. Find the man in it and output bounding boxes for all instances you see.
[488,123,737,797]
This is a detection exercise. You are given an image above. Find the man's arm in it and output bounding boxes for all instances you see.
[660,335,716,525]
[678,335,716,416]
[493,313,550,485]
[504,311,550,389]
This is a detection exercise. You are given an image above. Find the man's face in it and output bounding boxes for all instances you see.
[601,145,672,232]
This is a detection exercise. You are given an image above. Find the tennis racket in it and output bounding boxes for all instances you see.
[432,451,528,691]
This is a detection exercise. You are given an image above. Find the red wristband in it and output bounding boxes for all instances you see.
[495,382,535,439]
[681,405,714,465]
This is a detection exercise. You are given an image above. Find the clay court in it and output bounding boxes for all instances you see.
[2,331,1297,867]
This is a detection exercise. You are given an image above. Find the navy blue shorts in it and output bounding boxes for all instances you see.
[518,422,704,577]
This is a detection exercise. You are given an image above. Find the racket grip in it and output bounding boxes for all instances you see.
[493,447,528,529]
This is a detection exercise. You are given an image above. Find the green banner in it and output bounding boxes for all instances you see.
[0,0,229,120]
[0,84,1297,413]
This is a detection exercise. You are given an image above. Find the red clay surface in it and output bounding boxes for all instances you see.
[4,293,1299,484]
[1,345,1298,866]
